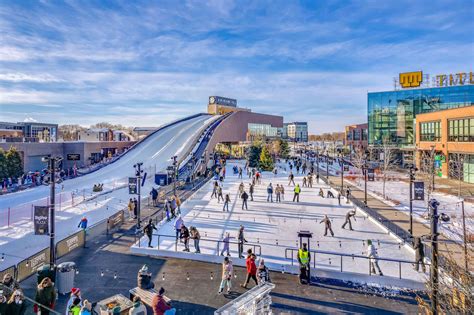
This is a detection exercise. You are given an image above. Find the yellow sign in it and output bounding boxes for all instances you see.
[399,71,423,88]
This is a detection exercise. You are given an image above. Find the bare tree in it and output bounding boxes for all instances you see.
[351,147,367,186]
[448,153,466,199]
[419,148,436,201]
[378,141,398,199]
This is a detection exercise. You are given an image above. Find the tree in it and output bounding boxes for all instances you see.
[351,147,367,186]
[0,149,7,180]
[5,146,23,179]
[280,140,290,159]
[248,144,262,168]
[259,146,274,171]
[448,153,466,198]
[379,141,398,199]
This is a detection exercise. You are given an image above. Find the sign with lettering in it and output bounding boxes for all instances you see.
[17,248,50,281]
[209,96,237,107]
[67,154,81,161]
[128,177,137,194]
[367,168,375,181]
[56,231,85,258]
[399,71,423,88]
[414,181,425,200]
[107,210,124,232]
[34,206,49,235]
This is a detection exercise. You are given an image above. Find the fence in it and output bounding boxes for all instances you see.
[214,282,275,315]
[284,248,430,280]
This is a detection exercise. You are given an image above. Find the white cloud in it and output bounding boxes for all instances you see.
[23,117,38,122]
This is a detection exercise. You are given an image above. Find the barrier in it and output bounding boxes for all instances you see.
[107,210,124,234]
[56,230,86,258]
[16,248,50,282]
[214,282,275,315]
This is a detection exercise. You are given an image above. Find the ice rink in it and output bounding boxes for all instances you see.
[133,161,429,287]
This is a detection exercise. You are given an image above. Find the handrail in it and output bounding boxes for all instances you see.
[141,233,262,256]
[284,247,430,279]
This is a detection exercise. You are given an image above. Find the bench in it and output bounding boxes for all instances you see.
[129,287,170,307]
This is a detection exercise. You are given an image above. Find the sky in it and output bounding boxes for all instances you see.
[0,0,473,133]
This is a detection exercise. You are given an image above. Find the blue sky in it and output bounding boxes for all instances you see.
[0,0,473,133]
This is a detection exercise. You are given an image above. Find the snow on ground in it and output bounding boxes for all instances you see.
[316,159,473,242]
[0,114,218,269]
[134,160,428,284]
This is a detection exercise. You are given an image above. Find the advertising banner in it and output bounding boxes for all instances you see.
[367,168,375,181]
[107,210,124,232]
[56,231,85,258]
[67,154,81,161]
[34,206,49,235]
[128,177,137,195]
[17,248,50,282]
[343,165,349,172]
[414,181,425,200]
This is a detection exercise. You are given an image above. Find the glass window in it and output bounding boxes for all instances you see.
[448,117,474,142]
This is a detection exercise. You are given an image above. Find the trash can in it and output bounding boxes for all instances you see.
[56,262,76,294]
[37,265,56,284]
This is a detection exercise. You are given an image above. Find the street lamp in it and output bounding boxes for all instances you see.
[326,151,329,182]
[363,150,369,205]
[339,152,344,193]
[171,155,178,195]
[133,162,143,230]
[316,147,320,181]
[408,165,417,236]
[42,155,63,269]
[430,145,436,192]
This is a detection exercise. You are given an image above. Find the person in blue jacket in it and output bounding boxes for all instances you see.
[77,217,88,230]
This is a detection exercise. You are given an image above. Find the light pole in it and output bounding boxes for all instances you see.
[326,152,329,182]
[172,155,178,195]
[42,155,63,269]
[429,199,440,315]
[339,152,344,193]
[363,150,369,205]
[408,166,417,236]
[430,145,436,192]
[133,162,143,230]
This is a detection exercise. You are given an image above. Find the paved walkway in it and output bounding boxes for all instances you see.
[323,173,473,272]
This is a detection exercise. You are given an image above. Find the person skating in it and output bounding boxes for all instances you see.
[297,243,310,284]
[144,219,157,248]
[308,175,313,188]
[241,191,248,210]
[320,215,334,237]
[414,237,426,273]
[318,188,324,198]
[223,193,231,212]
[327,190,335,198]
[257,259,271,285]
[316,173,320,183]
[7,290,26,315]
[150,188,158,207]
[218,257,233,295]
[77,216,88,231]
[238,182,245,197]
[241,253,257,289]
[337,193,341,205]
[137,265,155,290]
[238,167,243,179]
[174,216,183,240]
[280,185,285,200]
[288,172,295,186]
[293,184,301,202]
[180,225,190,252]
[151,287,174,315]
[367,240,383,276]
[249,183,254,201]
[129,296,147,315]
[34,277,56,315]
[302,176,307,187]
[238,226,247,258]
[169,198,177,218]
[266,183,273,202]
[211,181,218,198]
[302,164,307,175]
[220,232,233,256]
[346,187,351,204]
[217,186,224,203]
[189,226,201,253]
[342,210,356,230]
[275,184,281,202]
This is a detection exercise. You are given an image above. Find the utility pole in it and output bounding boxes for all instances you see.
[316,147,320,180]
[326,152,329,182]
[429,198,440,315]
[133,162,143,230]
[339,153,344,193]
[49,157,56,269]
[430,145,436,192]
[409,166,416,235]
[461,199,469,272]
[172,156,178,195]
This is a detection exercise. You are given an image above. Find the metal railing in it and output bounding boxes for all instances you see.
[284,248,430,279]
[214,282,275,315]
[138,233,262,257]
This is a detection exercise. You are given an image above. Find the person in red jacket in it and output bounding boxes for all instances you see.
[240,253,258,289]
[151,287,174,315]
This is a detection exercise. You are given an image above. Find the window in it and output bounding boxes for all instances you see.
[420,121,441,141]
[448,118,474,142]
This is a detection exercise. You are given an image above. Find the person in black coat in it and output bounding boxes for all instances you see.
[143,219,157,248]
[414,237,426,272]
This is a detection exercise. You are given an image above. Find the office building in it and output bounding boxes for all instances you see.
[0,121,58,142]
[285,122,308,142]
[345,123,368,151]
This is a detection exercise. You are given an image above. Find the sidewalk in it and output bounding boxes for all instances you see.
[324,174,473,272]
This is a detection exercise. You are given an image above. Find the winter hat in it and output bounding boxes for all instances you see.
[367,239,372,245]
[71,287,80,295]
[82,300,92,311]
[139,265,148,273]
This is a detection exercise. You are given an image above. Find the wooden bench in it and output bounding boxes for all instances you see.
[129,287,170,307]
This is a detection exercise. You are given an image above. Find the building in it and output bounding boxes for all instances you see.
[207,96,250,115]
[0,121,58,142]
[344,123,368,152]
[247,123,278,140]
[368,70,474,165]
[285,122,308,142]
[415,105,474,183]
[77,128,133,142]
[133,127,158,139]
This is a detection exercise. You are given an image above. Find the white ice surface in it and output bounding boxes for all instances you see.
[0,114,218,269]
[133,160,429,284]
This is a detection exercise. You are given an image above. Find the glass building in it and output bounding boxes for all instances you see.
[247,123,278,139]
[368,85,474,147]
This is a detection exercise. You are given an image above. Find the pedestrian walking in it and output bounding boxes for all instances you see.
[128,198,135,220]
[150,188,158,207]
[320,215,334,237]
[342,210,356,230]
[367,240,383,276]
[288,173,295,186]
[211,181,218,198]
[217,186,224,203]
[414,237,426,272]
[241,253,257,289]
[223,194,231,212]
[189,226,201,253]
[180,225,190,252]
[249,183,254,201]
[241,191,248,210]
[218,257,233,295]
[220,232,233,256]
[293,184,301,202]
[144,219,157,248]
[238,226,247,258]
[319,188,324,198]
[174,216,183,240]
[266,183,273,202]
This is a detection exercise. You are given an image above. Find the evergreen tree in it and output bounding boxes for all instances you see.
[0,149,7,180]
[259,146,274,171]
[248,144,262,167]
[279,140,290,159]
[5,146,23,179]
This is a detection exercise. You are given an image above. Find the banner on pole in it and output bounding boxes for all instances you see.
[128,177,137,195]
[414,181,425,200]
[367,168,375,181]
[34,206,49,235]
